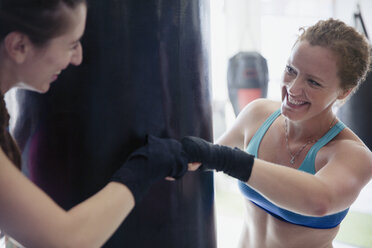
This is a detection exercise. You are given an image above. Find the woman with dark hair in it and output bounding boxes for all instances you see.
[182,18,372,248]
[0,1,189,247]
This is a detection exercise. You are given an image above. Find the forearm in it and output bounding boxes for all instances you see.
[181,136,341,216]
[63,135,187,246]
[0,167,134,248]
[1,135,188,248]
[65,182,134,247]
[10,183,134,248]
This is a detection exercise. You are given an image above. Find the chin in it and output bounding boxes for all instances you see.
[37,88,49,94]
[39,83,51,93]
[16,82,50,94]
[35,87,51,94]
[280,102,288,118]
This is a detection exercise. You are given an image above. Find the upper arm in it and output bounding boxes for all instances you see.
[0,149,67,247]
[316,142,372,212]
[217,98,279,149]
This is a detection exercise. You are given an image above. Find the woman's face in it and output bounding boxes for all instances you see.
[17,3,87,93]
[280,40,344,121]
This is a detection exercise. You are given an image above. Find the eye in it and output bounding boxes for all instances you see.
[285,65,296,75]
[308,79,321,87]
[71,41,81,50]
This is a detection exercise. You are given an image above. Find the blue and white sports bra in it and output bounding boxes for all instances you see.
[238,109,349,229]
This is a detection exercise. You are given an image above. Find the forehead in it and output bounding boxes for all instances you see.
[48,4,87,45]
[63,4,87,39]
[289,41,339,82]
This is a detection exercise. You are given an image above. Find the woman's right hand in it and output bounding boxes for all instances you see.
[110,135,189,203]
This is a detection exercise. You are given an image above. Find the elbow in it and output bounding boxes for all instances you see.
[311,201,330,217]
[306,193,333,217]
[51,221,100,248]
[60,227,104,248]
[19,216,101,248]
[23,232,96,248]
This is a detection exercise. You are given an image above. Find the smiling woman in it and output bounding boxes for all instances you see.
[181,18,372,248]
[0,1,190,247]
[0,1,86,93]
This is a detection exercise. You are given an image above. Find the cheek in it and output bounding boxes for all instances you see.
[281,74,291,93]
[309,91,335,110]
[280,83,288,101]
[282,72,293,84]
[45,52,70,68]
[281,86,287,101]
[326,92,340,104]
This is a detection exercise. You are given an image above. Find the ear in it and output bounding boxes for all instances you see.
[3,32,32,64]
[337,88,353,100]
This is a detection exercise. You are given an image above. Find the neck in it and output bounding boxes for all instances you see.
[0,46,18,95]
[284,112,336,143]
[0,65,17,95]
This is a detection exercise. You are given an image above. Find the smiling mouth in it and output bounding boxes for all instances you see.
[52,71,61,80]
[285,93,310,108]
[288,96,307,105]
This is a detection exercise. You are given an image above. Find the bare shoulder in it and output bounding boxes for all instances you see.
[328,128,372,180]
[217,99,280,148]
[236,98,281,130]
[233,99,281,147]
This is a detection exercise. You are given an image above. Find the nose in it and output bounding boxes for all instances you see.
[287,76,303,95]
[70,43,83,66]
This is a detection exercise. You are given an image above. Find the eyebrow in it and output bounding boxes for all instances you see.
[305,73,324,83]
[286,61,325,83]
[70,34,83,45]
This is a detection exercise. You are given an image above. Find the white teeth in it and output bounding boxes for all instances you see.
[288,96,306,105]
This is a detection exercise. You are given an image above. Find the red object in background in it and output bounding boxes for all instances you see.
[227,52,269,116]
[237,88,262,111]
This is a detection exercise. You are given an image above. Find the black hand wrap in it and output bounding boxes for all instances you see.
[111,135,188,204]
[181,136,254,182]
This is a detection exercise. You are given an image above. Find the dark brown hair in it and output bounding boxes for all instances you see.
[0,0,87,46]
[0,94,21,168]
[0,0,87,169]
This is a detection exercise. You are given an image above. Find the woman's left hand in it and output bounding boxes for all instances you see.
[188,162,202,171]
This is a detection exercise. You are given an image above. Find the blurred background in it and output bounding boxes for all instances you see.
[209,0,372,247]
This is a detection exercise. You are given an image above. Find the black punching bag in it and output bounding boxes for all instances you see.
[12,0,216,247]
[337,68,372,149]
[227,52,268,116]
